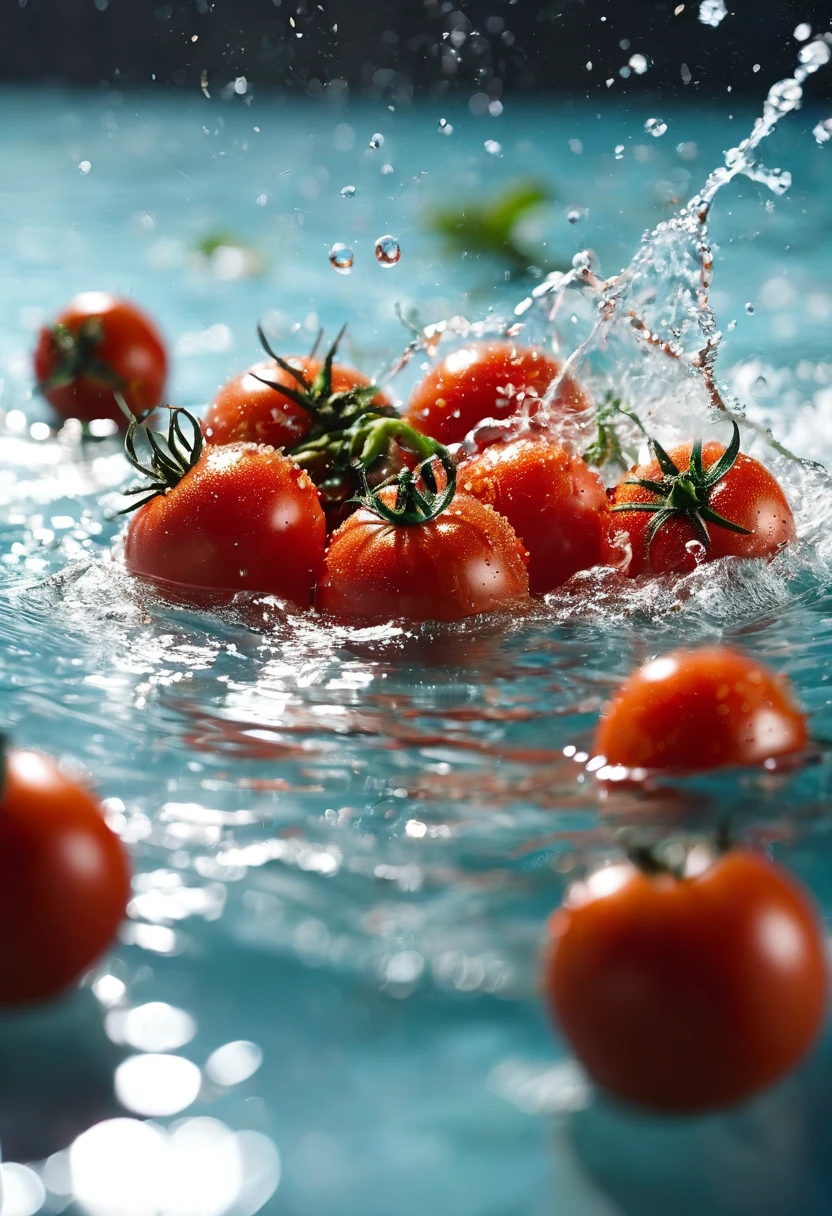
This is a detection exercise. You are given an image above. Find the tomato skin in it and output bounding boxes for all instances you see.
[607,440,795,577]
[459,437,607,594]
[0,750,130,1006]
[403,341,587,446]
[125,443,326,608]
[34,292,167,426]
[315,489,530,622]
[203,357,391,451]
[546,850,827,1113]
[594,645,807,773]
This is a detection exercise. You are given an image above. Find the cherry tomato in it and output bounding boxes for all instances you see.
[125,441,326,608]
[594,645,807,772]
[0,748,130,1006]
[34,292,167,427]
[606,429,795,577]
[315,488,530,622]
[403,341,587,446]
[546,849,827,1113]
[203,356,390,451]
[459,436,607,594]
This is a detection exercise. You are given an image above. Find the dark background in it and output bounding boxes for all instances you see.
[1,0,831,100]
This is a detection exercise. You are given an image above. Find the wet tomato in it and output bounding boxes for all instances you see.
[34,292,167,427]
[606,423,795,577]
[315,483,530,623]
[0,748,131,1006]
[459,436,607,594]
[594,645,807,772]
[124,426,326,608]
[545,849,827,1113]
[403,341,587,446]
[203,355,390,451]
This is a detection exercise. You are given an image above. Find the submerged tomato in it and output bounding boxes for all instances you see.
[315,488,530,622]
[34,292,167,426]
[0,749,130,1006]
[607,430,795,577]
[203,356,390,451]
[125,441,326,608]
[403,341,587,446]
[594,645,807,772]
[546,849,827,1113]
[459,436,607,594]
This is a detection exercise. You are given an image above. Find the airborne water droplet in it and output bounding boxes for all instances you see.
[572,250,593,272]
[484,140,502,156]
[340,185,356,198]
[698,0,727,28]
[745,302,755,314]
[79,160,92,174]
[567,207,585,224]
[813,118,832,146]
[644,117,668,138]
[614,144,625,160]
[438,118,454,136]
[328,243,354,274]
[369,133,384,149]
[374,235,401,268]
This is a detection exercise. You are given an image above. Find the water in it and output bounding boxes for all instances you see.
[3,82,832,1215]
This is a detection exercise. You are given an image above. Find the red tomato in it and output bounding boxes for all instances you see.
[403,341,587,446]
[315,488,530,622]
[34,292,167,427]
[459,436,607,594]
[607,430,795,577]
[546,849,827,1113]
[203,356,390,451]
[0,749,130,1006]
[125,442,326,608]
[594,645,807,772]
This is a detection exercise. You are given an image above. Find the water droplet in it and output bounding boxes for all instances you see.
[78,160,92,174]
[340,184,356,199]
[799,40,831,72]
[727,319,737,331]
[572,250,593,272]
[813,117,832,146]
[256,193,267,206]
[437,118,454,136]
[566,207,586,224]
[794,23,812,42]
[484,140,502,156]
[369,132,384,149]
[374,234,401,268]
[328,243,354,274]
[685,539,707,561]
[381,163,395,175]
[614,144,625,160]
[644,117,668,138]
[488,99,503,117]
[629,53,649,75]
[698,0,727,28]
[745,302,755,314]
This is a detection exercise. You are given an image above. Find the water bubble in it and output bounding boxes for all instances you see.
[340,184,356,198]
[799,40,831,72]
[437,118,454,136]
[374,234,401,268]
[698,0,727,28]
[813,118,832,146]
[644,117,667,138]
[369,132,384,149]
[488,99,503,117]
[484,139,502,156]
[328,243,354,274]
[78,160,92,174]
[614,144,625,160]
[629,53,649,75]
[745,302,755,315]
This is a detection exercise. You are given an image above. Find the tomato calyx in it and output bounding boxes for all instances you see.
[611,420,752,555]
[36,319,127,396]
[352,446,458,526]
[583,393,645,472]
[624,824,733,881]
[254,324,395,437]
[118,405,204,513]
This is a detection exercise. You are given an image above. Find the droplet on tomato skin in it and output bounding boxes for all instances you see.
[685,538,707,562]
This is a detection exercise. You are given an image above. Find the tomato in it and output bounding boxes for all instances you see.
[594,645,807,772]
[203,356,390,451]
[459,436,607,594]
[34,292,167,427]
[0,748,130,1006]
[402,340,587,446]
[545,849,827,1113]
[606,423,795,577]
[124,412,326,607]
[315,480,530,622]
